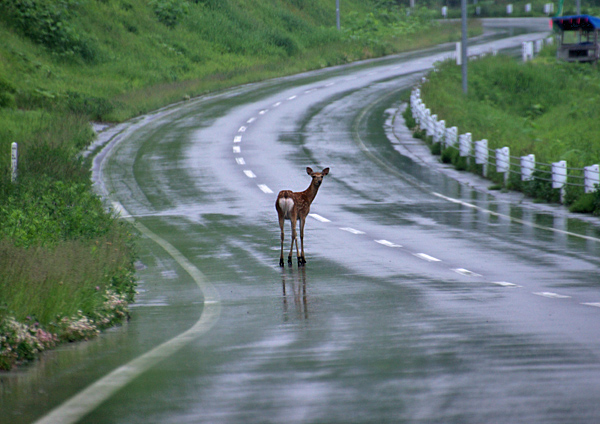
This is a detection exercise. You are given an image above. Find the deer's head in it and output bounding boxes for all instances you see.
[307,167,330,188]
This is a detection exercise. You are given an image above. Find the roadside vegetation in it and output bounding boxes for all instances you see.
[0,0,478,369]
[408,46,600,215]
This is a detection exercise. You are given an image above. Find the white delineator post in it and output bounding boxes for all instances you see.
[584,164,599,193]
[521,154,535,181]
[552,160,567,203]
[475,139,488,177]
[496,147,510,186]
[11,142,18,183]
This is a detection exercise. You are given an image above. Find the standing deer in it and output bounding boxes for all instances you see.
[276,167,330,267]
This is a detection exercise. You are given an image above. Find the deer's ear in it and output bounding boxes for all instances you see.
[322,168,329,176]
[306,167,314,175]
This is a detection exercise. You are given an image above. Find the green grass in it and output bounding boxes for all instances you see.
[419,47,600,213]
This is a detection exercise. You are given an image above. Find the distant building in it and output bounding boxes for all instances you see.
[552,14,600,63]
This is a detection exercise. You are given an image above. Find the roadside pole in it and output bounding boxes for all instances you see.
[461,0,468,94]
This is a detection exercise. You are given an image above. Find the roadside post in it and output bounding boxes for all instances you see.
[475,139,488,177]
[11,142,18,183]
[552,160,567,203]
[496,147,510,186]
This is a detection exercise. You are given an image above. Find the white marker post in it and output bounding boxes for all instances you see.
[584,164,599,193]
[496,147,510,186]
[552,160,567,203]
[521,154,535,181]
[11,142,18,183]
[475,139,488,177]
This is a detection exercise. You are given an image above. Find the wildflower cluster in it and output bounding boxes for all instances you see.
[0,290,130,370]
[0,317,57,370]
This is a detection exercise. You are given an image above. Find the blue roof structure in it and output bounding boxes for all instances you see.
[552,14,600,31]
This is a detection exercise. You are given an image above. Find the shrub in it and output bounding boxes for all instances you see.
[150,0,189,28]
[0,0,97,61]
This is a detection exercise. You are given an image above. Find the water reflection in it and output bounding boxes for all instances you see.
[281,267,308,321]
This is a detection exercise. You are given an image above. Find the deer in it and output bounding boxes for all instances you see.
[276,167,330,267]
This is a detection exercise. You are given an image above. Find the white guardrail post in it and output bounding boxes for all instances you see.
[584,164,599,193]
[475,139,488,177]
[496,147,510,186]
[459,133,472,165]
[435,120,446,144]
[11,142,18,183]
[521,154,535,181]
[445,126,458,149]
[552,160,567,203]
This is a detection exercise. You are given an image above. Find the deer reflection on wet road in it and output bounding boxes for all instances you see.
[281,266,308,321]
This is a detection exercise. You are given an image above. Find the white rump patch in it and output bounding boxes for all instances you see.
[278,197,294,218]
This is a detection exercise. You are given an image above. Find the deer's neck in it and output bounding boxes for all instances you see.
[301,182,320,204]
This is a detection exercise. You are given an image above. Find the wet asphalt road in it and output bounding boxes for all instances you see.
[3,19,600,424]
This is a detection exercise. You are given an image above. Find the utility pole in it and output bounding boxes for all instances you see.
[336,0,340,30]
[461,0,468,94]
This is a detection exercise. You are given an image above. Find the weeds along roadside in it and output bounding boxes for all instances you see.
[0,0,478,370]
[407,46,600,215]
[0,111,137,371]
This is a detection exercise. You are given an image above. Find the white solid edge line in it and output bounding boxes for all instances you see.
[33,202,221,424]
[431,192,600,243]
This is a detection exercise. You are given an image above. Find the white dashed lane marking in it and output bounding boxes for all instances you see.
[453,268,482,277]
[246,117,256,123]
[582,302,600,308]
[235,158,245,165]
[414,253,441,262]
[243,170,256,178]
[238,126,247,132]
[339,227,365,235]
[258,184,273,194]
[309,213,331,223]
[234,136,242,143]
[233,146,240,153]
[534,292,571,299]
[375,239,402,248]
[492,281,519,288]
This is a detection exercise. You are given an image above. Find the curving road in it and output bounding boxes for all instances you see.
[3,18,600,424]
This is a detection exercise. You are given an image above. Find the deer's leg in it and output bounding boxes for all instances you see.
[299,217,306,266]
[288,217,297,266]
[279,215,285,267]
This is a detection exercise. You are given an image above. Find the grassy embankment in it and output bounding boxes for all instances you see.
[0,0,479,369]
[408,47,600,214]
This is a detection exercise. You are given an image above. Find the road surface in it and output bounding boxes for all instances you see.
[3,18,600,424]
